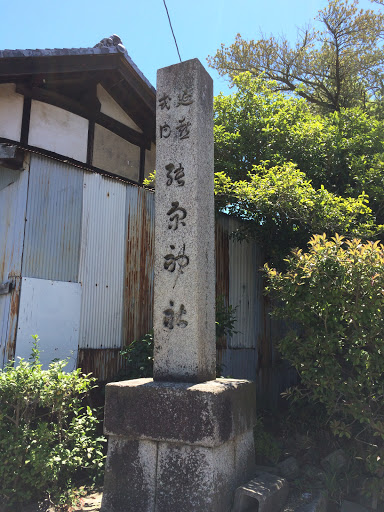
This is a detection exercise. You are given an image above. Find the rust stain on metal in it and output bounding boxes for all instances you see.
[123,188,155,348]
[215,217,230,350]
[77,348,125,382]
[215,218,229,302]
[4,278,21,363]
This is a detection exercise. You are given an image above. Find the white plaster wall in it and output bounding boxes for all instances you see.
[93,124,140,181]
[0,83,24,141]
[144,142,156,180]
[28,100,88,162]
[97,84,142,132]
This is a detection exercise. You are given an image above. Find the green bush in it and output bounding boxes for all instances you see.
[265,234,384,495]
[0,337,106,509]
[119,331,154,379]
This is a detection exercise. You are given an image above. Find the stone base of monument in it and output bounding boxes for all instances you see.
[100,378,256,512]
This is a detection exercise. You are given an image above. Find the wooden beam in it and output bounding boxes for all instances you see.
[16,84,150,149]
[139,146,145,184]
[0,54,121,78]
[16,83,95,118]
[96,112,151,150]
[20,96,31,144]
[87,121,95,166]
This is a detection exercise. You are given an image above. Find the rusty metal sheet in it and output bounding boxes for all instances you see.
[123,186,155,347]
[78,172,126,350]
[0,277,21,366]
[215,216,230,299]
[0,163,28,367]
[22,154,83,282]
[77,348,125,382]
[215,215,230,349]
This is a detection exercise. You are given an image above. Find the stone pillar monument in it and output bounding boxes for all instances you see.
[101,59,256,512]
[153,59,216,383]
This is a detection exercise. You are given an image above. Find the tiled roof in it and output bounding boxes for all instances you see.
[0,37,155,92]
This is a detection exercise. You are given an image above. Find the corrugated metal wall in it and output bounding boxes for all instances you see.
[216,215,261,378]
[22,155,83,282]
[123,186,155,346]
[0,152,296,403]
[78,172,126,350]
[215,215,298,408]
[0,164,29,366]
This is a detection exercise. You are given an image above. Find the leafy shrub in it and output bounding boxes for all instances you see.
[265,234,384,493]
[215,295,238,344]
[0,337,106,509]
[119,331,154,379]
[253,418,281,465]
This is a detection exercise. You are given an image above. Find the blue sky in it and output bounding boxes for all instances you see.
[0,0,379,96]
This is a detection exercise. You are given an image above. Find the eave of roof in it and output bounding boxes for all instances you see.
[0,42,156,140]
[0,45,155,94]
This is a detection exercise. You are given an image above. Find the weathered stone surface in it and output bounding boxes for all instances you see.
[154,58,215,383]
[302,464,326,483]
[340,500,370,512]
[100,436,157,512]
[277,456,300,480]
[156,441,235,512]
[295,491,328,512]
[320,448,347,471]
[232,472,289,512]
[104,377,256,446]
[100,431,256,512]
[234,429,257,486]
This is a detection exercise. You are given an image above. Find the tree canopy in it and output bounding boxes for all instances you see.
[208,0,384,113]
[213,73,384,263]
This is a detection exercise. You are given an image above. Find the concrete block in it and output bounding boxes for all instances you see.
[234,429,256,487]
[104,377,256,446]
[100,436,157,512]
[156,440,235,512]
[232,472,289,512]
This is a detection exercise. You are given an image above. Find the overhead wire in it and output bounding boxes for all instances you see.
[162,0,182,63]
